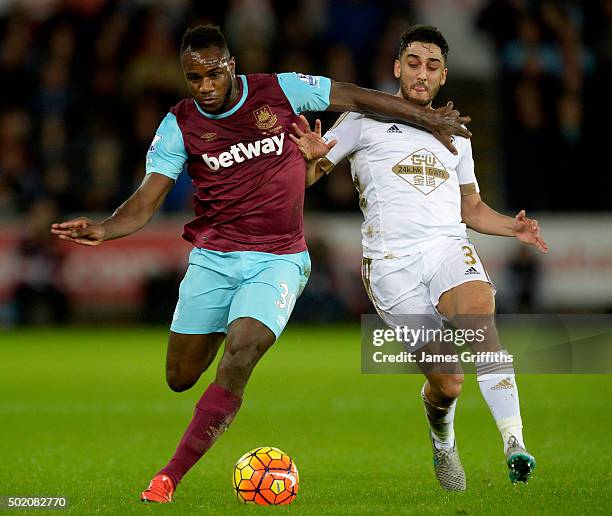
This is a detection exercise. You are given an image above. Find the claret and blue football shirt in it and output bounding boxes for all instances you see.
[146,73,331,254]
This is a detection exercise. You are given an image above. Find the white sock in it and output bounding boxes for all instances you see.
[421,383,457,451]
[475,353,525,453]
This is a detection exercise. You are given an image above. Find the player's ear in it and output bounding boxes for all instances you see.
[393,59,401,79]
[228,56,236,77]
[440,67,448,86]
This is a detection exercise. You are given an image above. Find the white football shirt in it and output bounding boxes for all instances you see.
[323,112,479,259]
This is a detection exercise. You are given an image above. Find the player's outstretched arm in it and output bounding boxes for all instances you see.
[289,115,337,187]
[50,172,174,246]
[328,81,471,155]
[461,193,549,253]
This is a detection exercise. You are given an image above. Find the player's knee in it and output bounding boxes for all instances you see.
[217,348,254,380]
[166,368,197,392]
[217,335,272,382]
[435,374,464,403]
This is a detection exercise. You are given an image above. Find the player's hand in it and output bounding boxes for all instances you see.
[426,101,472,155]
[289,115,337,162]
[513,210,548,253]
[50,217,106,246]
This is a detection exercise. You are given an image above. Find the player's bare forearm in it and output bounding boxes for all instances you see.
[329,82,429,127]
[462,192,548,252]
[102,173,174,240]
[101,198,157,241]
[305,160,325,187]
[461,197,514,237]
[51,173,173,245]
[328,81,471,154]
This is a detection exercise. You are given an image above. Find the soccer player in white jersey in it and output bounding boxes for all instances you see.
[290,25,548,491]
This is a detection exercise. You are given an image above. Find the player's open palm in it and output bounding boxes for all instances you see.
[50,217,106,246]
[513,210,548,253]
[289,115,336,161]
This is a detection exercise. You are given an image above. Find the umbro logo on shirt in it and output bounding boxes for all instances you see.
[464,267,480,275]
[387,125,402,133]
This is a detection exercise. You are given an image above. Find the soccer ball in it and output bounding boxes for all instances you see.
[233,446,299,505]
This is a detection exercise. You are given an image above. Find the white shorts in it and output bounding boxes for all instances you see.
[361,236,493,329]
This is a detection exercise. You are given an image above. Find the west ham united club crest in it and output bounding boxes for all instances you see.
[253,105,278,130]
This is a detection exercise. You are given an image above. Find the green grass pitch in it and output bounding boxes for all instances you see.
[1,325,610,514]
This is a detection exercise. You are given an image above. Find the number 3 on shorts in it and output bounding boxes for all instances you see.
[461,245,478,265]
[276,281,297,314]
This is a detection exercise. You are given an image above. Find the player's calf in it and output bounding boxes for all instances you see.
[421,376,461,452]
[425,373,463,407]
[144,382,243,497]
[421,378,466,492]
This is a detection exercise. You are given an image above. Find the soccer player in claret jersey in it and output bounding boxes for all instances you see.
[50,25,471,503]
[291,25,548,491]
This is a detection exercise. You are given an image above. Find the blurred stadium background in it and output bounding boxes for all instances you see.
[0,0,611,326]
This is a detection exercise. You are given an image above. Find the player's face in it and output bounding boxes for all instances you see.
[394,41,447,107]
[181,47,237,114]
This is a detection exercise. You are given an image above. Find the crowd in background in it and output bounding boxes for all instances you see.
[1,0,611,218]
[478,0,612,211]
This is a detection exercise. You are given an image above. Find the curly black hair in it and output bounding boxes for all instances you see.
[180,24,228,55]
[398,25,449,62]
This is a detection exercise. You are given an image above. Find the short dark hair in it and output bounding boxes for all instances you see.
[398,25,449,62]
[180,24,228,55]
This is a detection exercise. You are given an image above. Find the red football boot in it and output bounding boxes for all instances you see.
[140,474,175,503]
